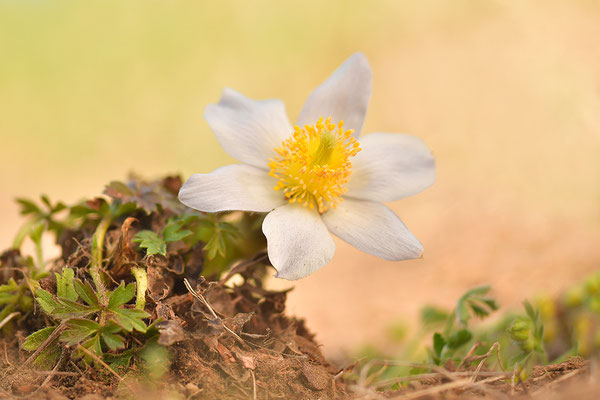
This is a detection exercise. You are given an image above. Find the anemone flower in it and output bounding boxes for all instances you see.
[179,53,435,280]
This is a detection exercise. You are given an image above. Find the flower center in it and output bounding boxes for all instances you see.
[268,117,360,213]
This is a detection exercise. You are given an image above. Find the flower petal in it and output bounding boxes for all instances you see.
[297,53,372,136]
[322,198,423,260]
[262,204,335,280]
[345,133,436,202]
[178,164,285,213]
[204,88,292,169]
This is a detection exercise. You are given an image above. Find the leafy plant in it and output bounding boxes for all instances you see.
[24,267,151,367]
[133,217,193,256]
[428,285,498,365]
[4,175,268,378]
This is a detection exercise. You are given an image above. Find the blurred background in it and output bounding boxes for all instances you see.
[1,0,600,359]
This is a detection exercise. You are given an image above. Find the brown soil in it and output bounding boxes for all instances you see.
[0,176,348,399]
[0,268,348,399]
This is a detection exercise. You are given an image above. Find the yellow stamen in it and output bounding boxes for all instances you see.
[268,117,361,213]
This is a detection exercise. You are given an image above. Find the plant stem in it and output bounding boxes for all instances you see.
[35,240,44,271]
[90,213,114,305]
[131,267,148,310]
[12,220,33,249]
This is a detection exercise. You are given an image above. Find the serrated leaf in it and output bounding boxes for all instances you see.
[40,194,52,209]
[433,332,446,358]
[133,230,166,256]
[447,329,473,349]
[69,204,99,219]
[111,308,149,333]
[34,343,62,370]
[60,319,100,345]
[162,219,192,243]
[73,279,100,308]
[105,350,134,370]
[52,298,94,319]
[16,198,41,216]
[108,282,136,310]
[469,303,489,318]
[481,297,499,311]
[23,326,57,351]
[36,289,58,314]
[205,232,227,260]
[80,333,102,357]
[56,268,78,301]
[464,286,492,297]
[101,331,126,351]
[218,222,239,236]
[105,181,134,198]
[51,201,67,214]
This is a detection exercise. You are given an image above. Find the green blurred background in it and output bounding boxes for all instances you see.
[2,0,600,358]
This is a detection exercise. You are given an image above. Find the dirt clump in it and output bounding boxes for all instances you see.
[0,176,348,399]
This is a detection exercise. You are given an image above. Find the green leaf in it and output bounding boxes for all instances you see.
[23,326,57,351]
[105,181,134,198]
[447,329,473,349]
[40,194,52,209]
[36,289,58,314]
[457,302,471,325]
[469,303,489,318]
[73,279,100,308]
[108,282,136,310]
[23,326,62,369]
[61,319,100,345]
[52,298,95,319]
[80,333,103,357]
[421,306,450,327]
[433,333,446,358]
[56,268,78,301]
[111,308,150,333]
[524,301,537,320]
[29,220,46,245]
[0,292,17,305]
[133,230,166,256]
[104,350,134,370]
[16,198,41,216]
[101,331,126,351]
[0,279,19,293]
[162,219,192,243]
[34,344,62,369]
[69,204,99,219]
[481,298,499,311]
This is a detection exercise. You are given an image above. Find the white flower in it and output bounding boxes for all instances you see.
[179,53,436,280]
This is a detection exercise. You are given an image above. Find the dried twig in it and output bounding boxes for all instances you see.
[76,344,122,381]
[458,341,481,369]
[390,375,507,399]
[471,342,502,382]
[371,371,511,390]
[183,278,245,345]
[251,369,257,400]
[530,367,587,396]
[3,341,12,366]
[0,312,20,330]
[40,348,70,389]
[511,362,519,395]
[21,323,67,369]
